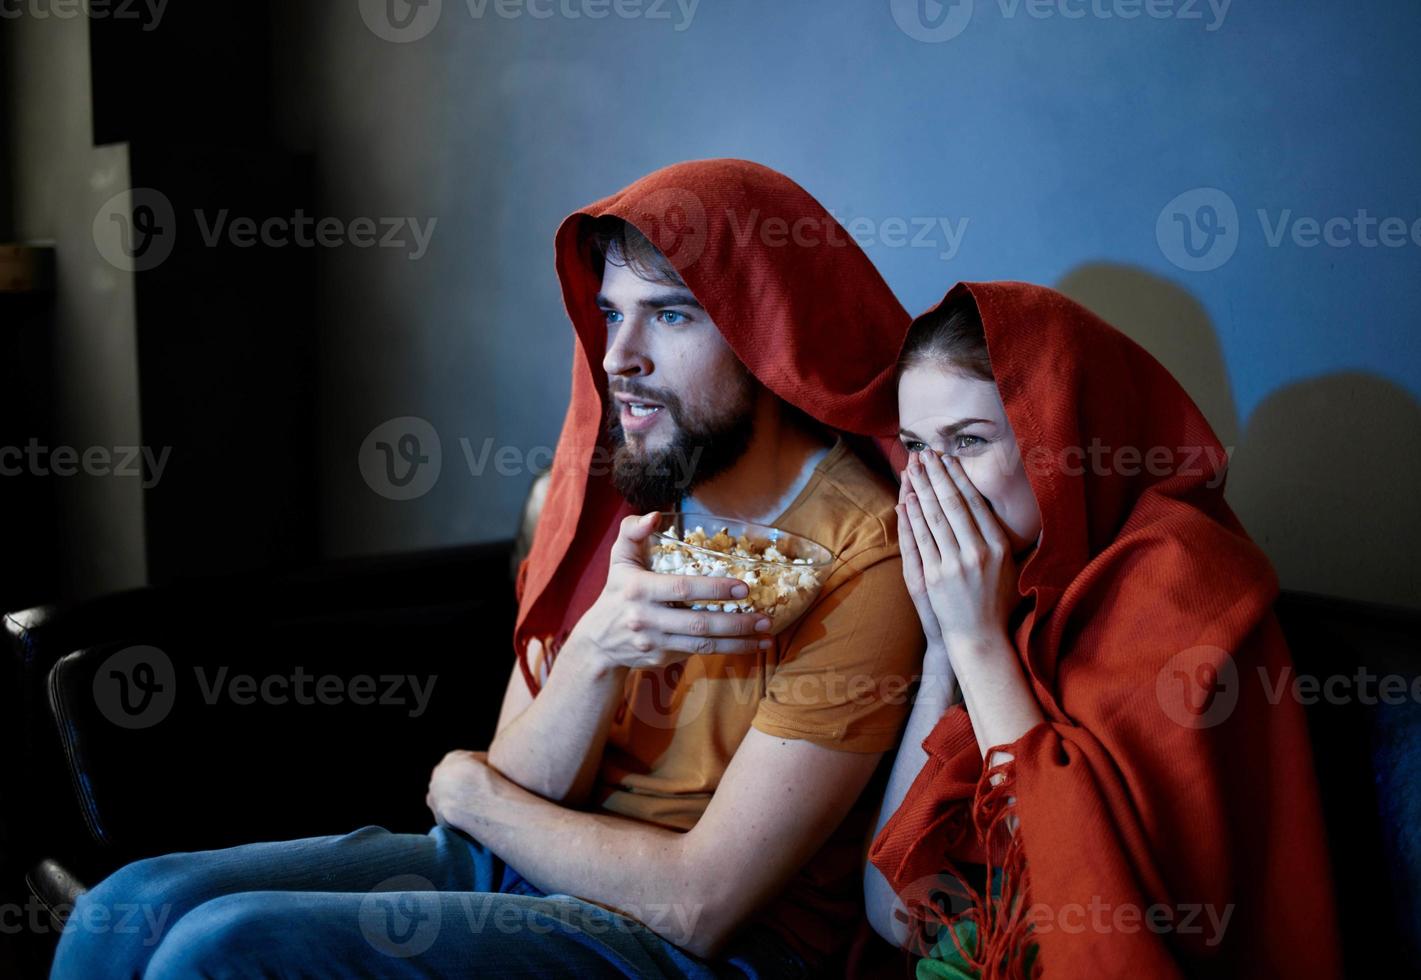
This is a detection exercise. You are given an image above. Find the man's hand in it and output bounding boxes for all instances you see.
[572,513,773,669]
[444,729,887,958]
[426,749,496,829]
[488,512,783,807]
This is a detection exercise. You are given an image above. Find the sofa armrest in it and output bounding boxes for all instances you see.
[15,540,519,871]
[1276,590,1421,973]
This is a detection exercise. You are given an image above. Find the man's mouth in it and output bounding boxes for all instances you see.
[614,393,669,433]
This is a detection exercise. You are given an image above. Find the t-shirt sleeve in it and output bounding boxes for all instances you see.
[751,554,925,753]
[525,634,552,686]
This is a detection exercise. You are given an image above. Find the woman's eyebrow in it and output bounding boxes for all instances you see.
[898,419,996,442]
[936,418,995,437]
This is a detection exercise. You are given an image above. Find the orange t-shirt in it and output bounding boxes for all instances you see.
[586,438,924,969]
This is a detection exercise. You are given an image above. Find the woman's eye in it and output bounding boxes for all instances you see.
[657,310,688,325]
[953,435,984,452]
[902,439,927,454]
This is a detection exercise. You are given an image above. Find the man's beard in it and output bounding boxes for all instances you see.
[605,372,757,513]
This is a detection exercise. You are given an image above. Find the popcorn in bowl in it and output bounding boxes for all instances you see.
[643,514,835,635]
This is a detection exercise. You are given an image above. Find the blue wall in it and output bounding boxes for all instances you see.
[287,0,1420,608]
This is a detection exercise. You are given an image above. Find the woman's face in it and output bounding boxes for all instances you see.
[897,361,1043,558]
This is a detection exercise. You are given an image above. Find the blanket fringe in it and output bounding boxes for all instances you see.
[907,756,1040,979]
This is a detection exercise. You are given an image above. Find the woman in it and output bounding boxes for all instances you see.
[863,282,1341,978]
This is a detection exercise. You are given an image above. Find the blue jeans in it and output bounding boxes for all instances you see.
[49,824,809,979]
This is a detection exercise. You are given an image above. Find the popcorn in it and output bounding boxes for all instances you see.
[646,523,829,632]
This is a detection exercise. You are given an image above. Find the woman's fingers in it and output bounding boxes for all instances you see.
[896,499,926,589]
[903,485,942,567]
[897,499,944,643]
[898,476,925,572]
[940,454,1010,552]
[907,452,959,554]
[920,450,987,554]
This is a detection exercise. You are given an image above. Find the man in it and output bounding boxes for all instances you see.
[51,160,924,979]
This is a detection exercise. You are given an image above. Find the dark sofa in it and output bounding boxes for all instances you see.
[3,512,1418,977]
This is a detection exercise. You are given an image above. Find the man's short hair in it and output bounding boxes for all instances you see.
[586,216,686,287]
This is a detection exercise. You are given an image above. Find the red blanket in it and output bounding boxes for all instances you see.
[869,282,1342,977]
[513,159,910,692]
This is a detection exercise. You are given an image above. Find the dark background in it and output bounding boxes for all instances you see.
[2,0,1418,620]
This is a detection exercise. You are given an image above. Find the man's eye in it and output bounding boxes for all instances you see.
[656,310,688,325]
[602,309,623,325]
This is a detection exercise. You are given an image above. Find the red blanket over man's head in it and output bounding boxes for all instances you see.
[513,159,910,693]
[869,282,1341,977]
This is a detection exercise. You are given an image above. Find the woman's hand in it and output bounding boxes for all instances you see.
[570,513,773,672]
[895,474,946,657]
[902,449,1042,760]
[901,450,1019,650]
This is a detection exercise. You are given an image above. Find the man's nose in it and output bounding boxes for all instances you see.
[603,319,653,378]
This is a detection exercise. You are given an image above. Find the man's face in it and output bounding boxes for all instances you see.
[598,257,757,511]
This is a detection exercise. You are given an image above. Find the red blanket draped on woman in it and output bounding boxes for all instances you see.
[869,281,1342,978]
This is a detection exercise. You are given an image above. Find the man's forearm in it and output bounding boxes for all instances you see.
[486,635,626,804]
[448,772,729,957]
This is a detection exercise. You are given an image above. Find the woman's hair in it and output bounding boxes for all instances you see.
[586,215,686,287]
[898,291,994,383]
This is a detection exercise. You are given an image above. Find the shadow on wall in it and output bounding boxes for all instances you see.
[1057,263,1421,613]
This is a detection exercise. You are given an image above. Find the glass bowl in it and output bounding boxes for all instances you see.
[643,513,835,635]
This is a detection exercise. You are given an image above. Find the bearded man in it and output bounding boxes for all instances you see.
[51,160,925,980]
